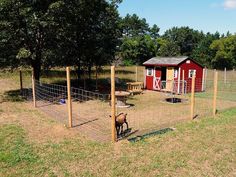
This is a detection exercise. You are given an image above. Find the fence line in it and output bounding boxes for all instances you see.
[18,67,236,142]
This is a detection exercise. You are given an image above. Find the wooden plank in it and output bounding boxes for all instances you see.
[190,74,196,120]
[177,68,181,94]
[213,71,218,117]
[182,70,185,94]
[111,66,116,142]
[66,67,73,128]
[202,68,205,91]
[166,67,174,91]
[224,67,227,84]
[19,70,23,93]
[143,68,146,88]
[32,71,36,108]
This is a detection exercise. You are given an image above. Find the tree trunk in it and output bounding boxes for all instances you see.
[95,66,98,90]
[76,62,81,80]
[32,28,42,81]
[88,65,92,89]
[32,59,41,81]
[83,69,86,90]
[88,65,92,81]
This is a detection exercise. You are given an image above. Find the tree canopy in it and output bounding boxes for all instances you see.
[0,0,235,81]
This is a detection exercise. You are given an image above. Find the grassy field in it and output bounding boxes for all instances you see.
[1,70,236,176]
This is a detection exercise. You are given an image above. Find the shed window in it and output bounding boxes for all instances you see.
[186,60,191,64]
[188,70,196,78]
[147,68,153,76]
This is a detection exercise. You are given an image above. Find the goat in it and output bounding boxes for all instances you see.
[110,113,129,137]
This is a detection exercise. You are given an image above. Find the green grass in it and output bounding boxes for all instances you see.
[1,108,236,176]
[1,68,236,176]
[0,125,38,175]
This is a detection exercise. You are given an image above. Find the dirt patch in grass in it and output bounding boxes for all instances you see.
[0,101,83,143]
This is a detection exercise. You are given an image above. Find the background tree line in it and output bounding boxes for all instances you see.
[0,0,235,81]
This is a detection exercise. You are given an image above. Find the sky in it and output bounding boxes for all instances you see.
[118,0,236,34]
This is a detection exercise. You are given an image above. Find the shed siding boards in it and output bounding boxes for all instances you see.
[143,57,204,93]
[180,59,203,92]
[146,67,154,90]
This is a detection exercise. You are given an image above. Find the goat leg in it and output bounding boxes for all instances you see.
[121,125,124,136]
[116,125,120,137]
[125,121,129,131]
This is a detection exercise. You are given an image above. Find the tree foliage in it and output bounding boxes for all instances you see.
[191,32,220,67]
[210,35,236,69]
[156,38,180,57]
[1,0,236,78]
[0,0,58,79]
[0,0,121,80]
[163,27,204,56]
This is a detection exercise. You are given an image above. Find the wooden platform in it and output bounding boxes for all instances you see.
[127,82,143,94]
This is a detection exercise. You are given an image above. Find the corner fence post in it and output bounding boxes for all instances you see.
[213,70,218,117]
[32,71,36,108]
[66,67,73,128]
[190,74,196,120]
[19,70,23,94]
[111,66,117,142]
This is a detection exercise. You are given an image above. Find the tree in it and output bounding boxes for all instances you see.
[119,14,160,64]
[0,0,121,81]
[156,38,180,57]
[50,0,121,80]
[150,24,160,38]
[120,35,158,65]
[210,35,236,69]
[0,0,60,80]
[163,27,204,56]
[120,14,150,37]
[191,32,220,67]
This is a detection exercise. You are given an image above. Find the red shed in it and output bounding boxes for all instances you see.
[143,56,205,93]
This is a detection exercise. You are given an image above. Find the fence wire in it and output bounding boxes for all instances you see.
[20,68,236,142]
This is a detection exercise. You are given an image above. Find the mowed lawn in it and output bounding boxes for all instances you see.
[0,80,236,176]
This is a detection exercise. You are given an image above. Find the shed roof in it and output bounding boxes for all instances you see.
[143,56,189,66]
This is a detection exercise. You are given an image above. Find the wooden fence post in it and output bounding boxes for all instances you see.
[66,67,73,128]
[177,68,181,94]
[224,67,227,84]
[143,68,146,88]
[190,74,196,120]
[135,66,138,82]
[213,70,218,117]
[32,71,36,108]
[205,67,208,90]
[202,68,205,91]
[19,70,23,93]
[111,66,116,142]
[182,70,185,95]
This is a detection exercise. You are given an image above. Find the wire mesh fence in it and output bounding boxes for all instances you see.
[216,79,236,113]
[19,67,236,142]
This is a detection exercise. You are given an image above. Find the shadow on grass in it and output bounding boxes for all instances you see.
[3,89,24,102]
[127,128,174,143]
[73,118,99,127]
